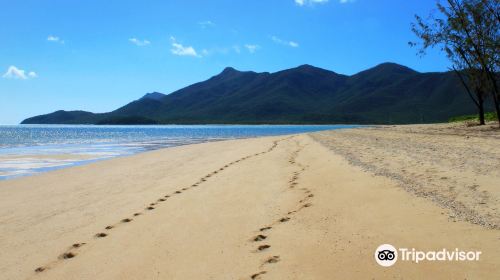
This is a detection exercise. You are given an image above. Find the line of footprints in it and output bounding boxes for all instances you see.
[249,142,313,280]
[34,138,289,274]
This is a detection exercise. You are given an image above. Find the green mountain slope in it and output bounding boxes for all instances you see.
[21,63,482,125]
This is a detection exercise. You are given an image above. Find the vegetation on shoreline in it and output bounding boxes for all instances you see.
[449,112,498,123]
[411,0,500,127]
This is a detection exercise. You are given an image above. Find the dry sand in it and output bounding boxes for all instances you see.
[0,124,499,279]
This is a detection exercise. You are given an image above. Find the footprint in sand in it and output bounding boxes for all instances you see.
[72,243,85,248]
[146,206,155,210]
[251,271,267,279]
[260,226,272,232]
[34,267,45,273]
[258,245,271,251]
[253,235,267,242]
[279,217,290,223]
[95,233,107,238]
[265,255,280,264]
[121,218,132,223]
[61,252,76,259]
[175,191,182,194]
[134,212,142,216]
[105,225,113,230]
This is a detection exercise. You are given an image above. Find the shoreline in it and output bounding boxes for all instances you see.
[0,124,499,279]
[0,136,294,181]
[0,124,356,180]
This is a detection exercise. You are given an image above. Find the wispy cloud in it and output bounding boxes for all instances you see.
[271,36,299,48]
[47,35,64,44]
[129,38,151,46]
[2,66,37,80]
[295,0,329,6]
[244,44,260,54]
[198,20,215,29]
[170,36,200,57]
[339,0,355,3]
[201,45,241,56]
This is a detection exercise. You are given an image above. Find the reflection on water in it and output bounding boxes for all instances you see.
[0,124,359,180]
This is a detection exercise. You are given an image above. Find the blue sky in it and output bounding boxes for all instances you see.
[0,0,449,124]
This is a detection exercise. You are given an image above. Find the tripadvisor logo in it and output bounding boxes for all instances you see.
[375,244,481,267]
[375,244,398,267]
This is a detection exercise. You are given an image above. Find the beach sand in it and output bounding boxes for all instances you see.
[0,124,499,279]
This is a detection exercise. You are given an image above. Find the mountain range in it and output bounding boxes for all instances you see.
[21,63,480,125]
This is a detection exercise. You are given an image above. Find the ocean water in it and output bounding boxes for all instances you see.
[0,124,357,180]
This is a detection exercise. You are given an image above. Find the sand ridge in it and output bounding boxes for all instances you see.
[310,123,500,229]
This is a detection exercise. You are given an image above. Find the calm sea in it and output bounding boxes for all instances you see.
[0,124,357,180]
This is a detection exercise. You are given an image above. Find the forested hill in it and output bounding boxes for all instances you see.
[22,63,479,125]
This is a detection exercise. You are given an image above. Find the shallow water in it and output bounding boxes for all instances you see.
[0,124,358,180]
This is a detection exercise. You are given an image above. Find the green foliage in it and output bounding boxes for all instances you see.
[22,64,486,125]
[96,116,158,125]
[449,111,498,122]
[411,0,500,126]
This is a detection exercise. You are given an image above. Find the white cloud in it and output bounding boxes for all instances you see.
[199,20,215,28]
[244,44,260,54]
[170,36,200,57]
[129,38,151,46]
[295,0,329,6]
[199,45,242,56]
[2,66,37,80]
[271,36,299,48]
[339,0,355,3]
[47,35,64,44]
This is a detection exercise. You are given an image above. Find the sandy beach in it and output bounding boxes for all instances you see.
[1,124,499,279]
